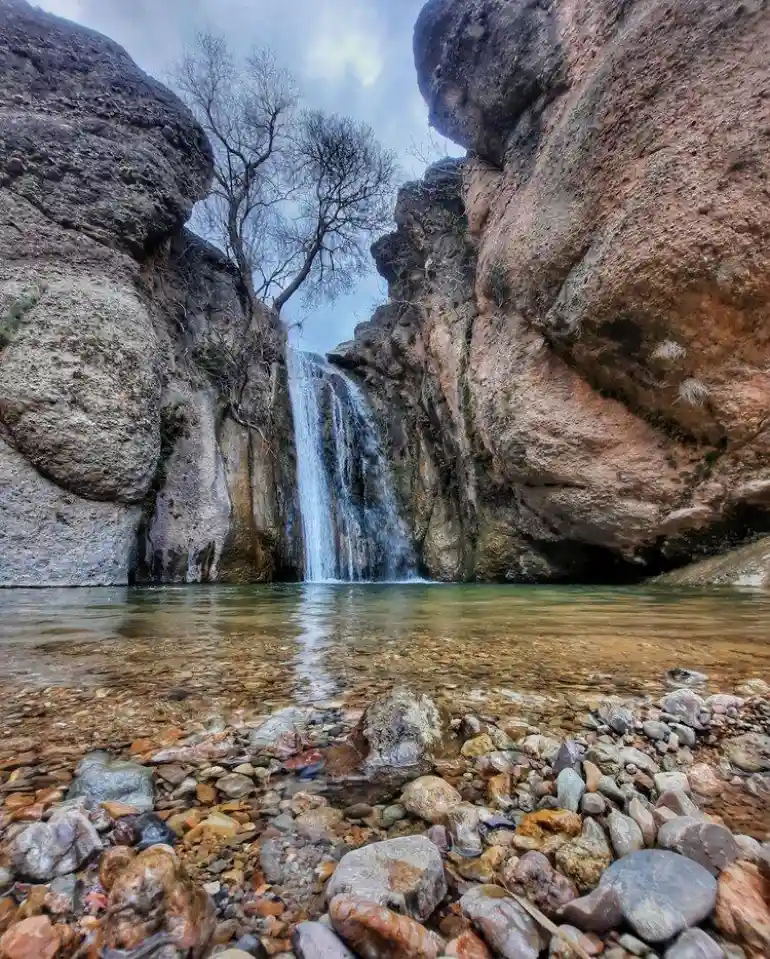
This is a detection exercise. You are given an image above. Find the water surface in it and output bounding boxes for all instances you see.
[2,584,769,714]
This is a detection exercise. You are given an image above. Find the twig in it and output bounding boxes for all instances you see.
[500,879,594,959]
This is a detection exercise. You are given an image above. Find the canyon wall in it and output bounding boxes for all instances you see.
[336,0,770,581]
[0,0,299,587]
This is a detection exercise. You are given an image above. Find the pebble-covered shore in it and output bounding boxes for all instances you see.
[1,674,770,959]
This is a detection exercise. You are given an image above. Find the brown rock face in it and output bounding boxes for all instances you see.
[715,861,770,958]
[337,0,770,581]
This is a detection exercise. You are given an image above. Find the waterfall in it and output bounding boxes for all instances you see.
[287,349,416,583]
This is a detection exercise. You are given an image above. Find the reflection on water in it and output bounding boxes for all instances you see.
[1,584,770,713]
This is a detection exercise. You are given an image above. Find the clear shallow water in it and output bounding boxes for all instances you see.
[1,584,769,714]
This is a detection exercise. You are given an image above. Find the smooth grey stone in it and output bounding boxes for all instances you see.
[665,928,725,959]
[655,771,691,795]
[326,836,446,920]
[644,721,671,741]
[657,790,702,818]
[598,776,627,805]
[725,733,770,773]
[599,704,634,735]
[620,747,660,776]
[671,724,697,747]
[660,690,707,729]
[249,707,308,750]
[657,816,739,876]
[585,743,621,774]
[68,750,154,812]
[581,793,607,816]
[556,768,586,813]
[560,850,717,943]
[293,922,356,959]
[608,810,644,858]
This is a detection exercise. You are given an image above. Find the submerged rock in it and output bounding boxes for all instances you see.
[68,751,154,811]
[10,808,101,881]
[359,687,447,773]
[249,707,308,757]
[561,850,717,942]
[326,836,446,921]
[103,846,215,957]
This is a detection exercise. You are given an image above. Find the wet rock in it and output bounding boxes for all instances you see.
[382,804,406,827]
[462,734,495,759]
[249,707,308,757]
[660,690,707,729]
[521,735,561,763]
[455,846,507,883]
[627,797,656,847]
[655,772,691,795]
[553,740,585,777]
[503,851,578,919]
[330,894,444,958]
[735,835,762,863]
[0,870,11,892]
[0,916,60,959]
[554,819,613,893]
[581,794,606,817]
[487,773,514,810]
[715,860,770,959]
[215,773,255,799]
[584,744,620,775]
[103,845,215,956]
[550,926,602,958]
[556,769,586,813]
[460,885,543,959]
[671,724,697,747]
[657,817,739,876]
[446,802,484,858]
[607,810,644,858]
[326,836,446,921]
[725,733,770,773]
[619,748,659,777]
[401,776,461,823]
[597,776,626,806]
[135,812,178,850]
[99,846,137,891]
[599,704,634,735]
[68,750,154,811]
[561,850,717,942]
[707,694,744,714]
[656,789,701,819]
[292,921,357,959]
[643,721,671,741]
[582,761,602,793]
[297,807,345,838]
[359,687,446,773]
[445,929,493,959]
[688,764,723,798]
[664,928,725,959]
[10,808,101,881]
[516,810,583,855]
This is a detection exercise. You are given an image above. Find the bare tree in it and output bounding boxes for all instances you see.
[172,32,398,320]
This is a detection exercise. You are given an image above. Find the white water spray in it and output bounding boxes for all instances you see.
[287,349,415,583]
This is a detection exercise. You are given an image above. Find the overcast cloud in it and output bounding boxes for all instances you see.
[36,0,453,353]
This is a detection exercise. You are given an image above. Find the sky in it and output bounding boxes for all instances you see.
[36,0,456,353]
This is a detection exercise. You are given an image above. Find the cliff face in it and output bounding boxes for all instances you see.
[337,0,770,581]
[0,0,299,587]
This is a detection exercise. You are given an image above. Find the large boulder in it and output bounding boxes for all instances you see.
[0,1,299,586]
[341,0,770,582]
[358,687,448,773]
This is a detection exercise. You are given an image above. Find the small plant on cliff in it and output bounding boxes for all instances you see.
[0,283,45,348]
[651,339,687,362]
[677,377,710,406]
[484,257,512,310]
[171,34,398,318]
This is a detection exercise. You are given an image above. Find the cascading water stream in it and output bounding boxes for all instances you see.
[287,348,416,583]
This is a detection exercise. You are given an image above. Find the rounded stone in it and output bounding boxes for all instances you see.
[401,775,462,824]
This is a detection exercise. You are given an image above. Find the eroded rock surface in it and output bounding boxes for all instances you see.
[0,0,298,586]
[336,0,770,581]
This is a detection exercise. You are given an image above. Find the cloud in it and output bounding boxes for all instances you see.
[35,0,459,353]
